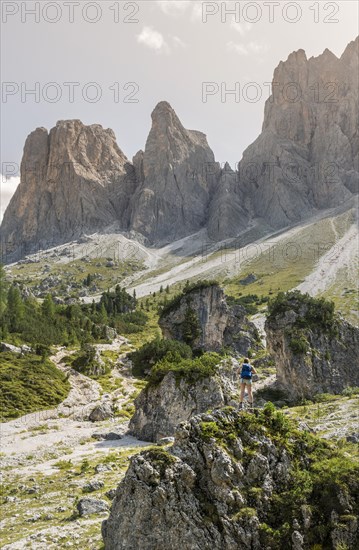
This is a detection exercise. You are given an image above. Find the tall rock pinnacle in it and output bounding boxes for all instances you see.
[129,101,220,243]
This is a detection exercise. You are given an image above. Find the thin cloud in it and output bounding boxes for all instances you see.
[190,3,203,22]
[172,36,187,49]
[156,1,203,22]
[230,21,253,36]
[227,41,249,56]
[137,26,169,54]
[227,40,268,56]
[156,1,189,16]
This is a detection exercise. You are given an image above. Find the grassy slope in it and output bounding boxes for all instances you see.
[224,211,354,299]
[8,257,143,297]
[0,353,70,420]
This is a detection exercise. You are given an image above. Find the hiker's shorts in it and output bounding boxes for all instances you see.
[240,378,252,385]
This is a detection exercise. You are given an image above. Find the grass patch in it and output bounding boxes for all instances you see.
[0,352,70,420]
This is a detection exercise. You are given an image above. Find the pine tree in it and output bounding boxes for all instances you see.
[0,264,8,318]
[99,302,108,324]
[181,301,201,347]
[42,294,55,319]
[7,285,24,332]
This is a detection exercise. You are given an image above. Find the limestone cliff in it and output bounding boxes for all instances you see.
[240,37,359,228]
[129,101,221,243]
[265,291,359,399]
[0,120,135,260]
[103,408,359,550]
[1,38,358,259]
[159,282,261,355]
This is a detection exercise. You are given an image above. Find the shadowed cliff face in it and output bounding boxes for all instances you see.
[1,38,358,260]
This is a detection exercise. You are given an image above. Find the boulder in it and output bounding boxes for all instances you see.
[92,432,123,441]
[89,403,113,422]
[77,497,109,517]
[0,342,22,354]
[82,480,105,493]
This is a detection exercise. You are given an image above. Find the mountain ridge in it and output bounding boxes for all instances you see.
[1,37,358,262]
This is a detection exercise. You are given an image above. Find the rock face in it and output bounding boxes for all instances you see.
[0,120,135,260]
[1,38,358,260]
[265,292,359,399]
[129,358,240,442]
[129,101,221,244]
[89,402,113,422]
[240,37,359,228]
[159,283,260,354]
[103,408,359,550]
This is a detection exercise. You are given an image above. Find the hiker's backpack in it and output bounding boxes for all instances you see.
[241,363,252,379]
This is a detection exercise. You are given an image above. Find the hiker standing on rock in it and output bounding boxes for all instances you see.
[238,358,257,410]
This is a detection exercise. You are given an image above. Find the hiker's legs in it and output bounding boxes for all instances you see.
[247,384,253,406]
[239,383,246,404]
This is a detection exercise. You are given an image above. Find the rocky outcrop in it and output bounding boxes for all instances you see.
[89,402,113,422]
[103,408,359,550]
[265,291,359,399]
[129,358,240,442]
[159,283,260,354]
[77,497,109,517]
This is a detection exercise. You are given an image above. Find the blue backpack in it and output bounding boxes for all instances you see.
[241,363,252,379]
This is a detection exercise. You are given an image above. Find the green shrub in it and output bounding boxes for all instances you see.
[289,335,309,354]
[148,352,221,386]
[268,291,336,333]
[341,386,359,397]
[130,338,192,378]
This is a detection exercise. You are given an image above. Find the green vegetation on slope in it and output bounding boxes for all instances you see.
[0,263,147,347]
[148,351,222,386]
[198,405,359,549]
[0,353,70,420]
[129,337,193,378]
[8,257,143,298]
[267,290,336,332]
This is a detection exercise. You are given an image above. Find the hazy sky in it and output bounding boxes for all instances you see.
[1,0,358,219]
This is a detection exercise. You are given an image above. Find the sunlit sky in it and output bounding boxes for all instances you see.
[1,0,358,219]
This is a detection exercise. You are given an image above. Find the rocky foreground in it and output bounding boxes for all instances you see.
[103,407,359,550]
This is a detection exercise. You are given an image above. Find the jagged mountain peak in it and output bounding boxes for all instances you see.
[151,100,176,117]
[1,38,358,262]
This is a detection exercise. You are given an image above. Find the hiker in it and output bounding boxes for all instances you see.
[239,358,257,409]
